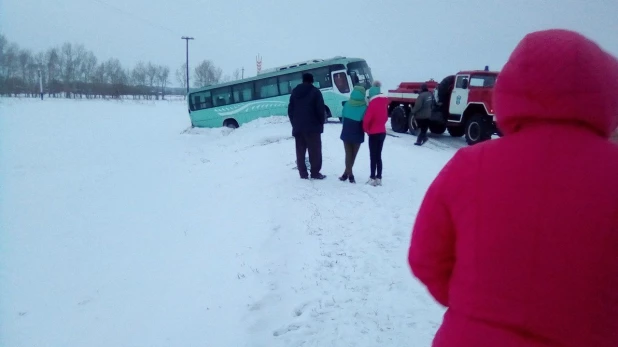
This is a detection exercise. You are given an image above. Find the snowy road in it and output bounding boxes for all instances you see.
[0,98,461,347]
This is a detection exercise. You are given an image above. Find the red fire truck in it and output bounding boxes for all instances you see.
[387,68,501,145]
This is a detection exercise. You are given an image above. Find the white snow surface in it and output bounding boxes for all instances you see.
[0,98,465,347]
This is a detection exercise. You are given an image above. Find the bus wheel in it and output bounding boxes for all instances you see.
[390,106,408,133]
[223,119,239,129]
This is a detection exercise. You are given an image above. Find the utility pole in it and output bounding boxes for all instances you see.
[241,67,244,79]
[181,36,194,95]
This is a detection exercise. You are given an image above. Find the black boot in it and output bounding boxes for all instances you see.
[339,173,348,181]
[311,173,327,180]
[349,175,356,183]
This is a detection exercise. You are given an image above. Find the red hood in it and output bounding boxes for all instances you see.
[494,29,618,138]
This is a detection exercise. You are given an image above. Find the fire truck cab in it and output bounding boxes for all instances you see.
[388,68,501,145]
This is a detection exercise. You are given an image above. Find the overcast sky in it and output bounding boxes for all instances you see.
[2,0,617,89]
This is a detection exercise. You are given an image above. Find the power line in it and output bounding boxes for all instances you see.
[90,0,181,37]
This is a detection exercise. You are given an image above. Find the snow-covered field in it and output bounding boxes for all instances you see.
[0,98,465,347]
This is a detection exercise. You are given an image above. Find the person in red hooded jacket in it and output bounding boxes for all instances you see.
[362,80,389,186]
[408,29,618,347]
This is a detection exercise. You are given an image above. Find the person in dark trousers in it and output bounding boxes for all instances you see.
[288,73,327,180]
[411,83,434,146]
[338,86,367,183]
[362,81,389,186]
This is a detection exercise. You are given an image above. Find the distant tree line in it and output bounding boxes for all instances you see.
[0,34,241,100]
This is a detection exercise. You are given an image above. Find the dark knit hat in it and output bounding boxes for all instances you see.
[302,73,314,83]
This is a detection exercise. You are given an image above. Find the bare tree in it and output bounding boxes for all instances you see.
[60,43,77,97]
[2,43,20,96]
[78,51,97,98]
[0,34,7,75]
[18,49,33,93]
[232,68,241,80]
[46,47,61,97]
[0,35,184,99]
[131,61,148,98]
[156,65,170,99]
[103,58,127,98]
[105,59,125,84]
[72,44,87,97]
[3,43,19,79]
[132,61,147,86]
[94,63,106,83]
[146,62,158,91]
[193,60,222,87]
[0,35,8,95]
[176,62,187,89]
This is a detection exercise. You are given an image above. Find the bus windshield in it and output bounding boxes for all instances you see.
[347,61,373,90]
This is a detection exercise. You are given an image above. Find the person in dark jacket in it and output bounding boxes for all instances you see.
[411,83,434,146]
[338,86,367,183]
[288,73,327,180]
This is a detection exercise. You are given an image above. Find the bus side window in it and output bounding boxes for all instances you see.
[306,67,332,89]
[256,77,279,99]
[204,93,213,108]
[233,83,254,104]
[211,87,231,106]
[278,73,303,95]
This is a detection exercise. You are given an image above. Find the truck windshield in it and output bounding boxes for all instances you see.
[469,75,497,88]
[347,61,373,90]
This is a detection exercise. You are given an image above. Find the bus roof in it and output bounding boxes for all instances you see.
[190,56,367,93]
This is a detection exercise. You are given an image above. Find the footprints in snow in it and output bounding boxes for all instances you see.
[272,324,301,336]
[271,301,313,337]
[292,301,310,317]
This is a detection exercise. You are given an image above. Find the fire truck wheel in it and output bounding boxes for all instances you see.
[390,106,408,133]
[429,123,446,134]
[408,114,419,135]
[465,114,491,145]
[447,126,465,137]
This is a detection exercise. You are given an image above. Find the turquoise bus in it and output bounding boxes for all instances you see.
[187,56,373,128]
